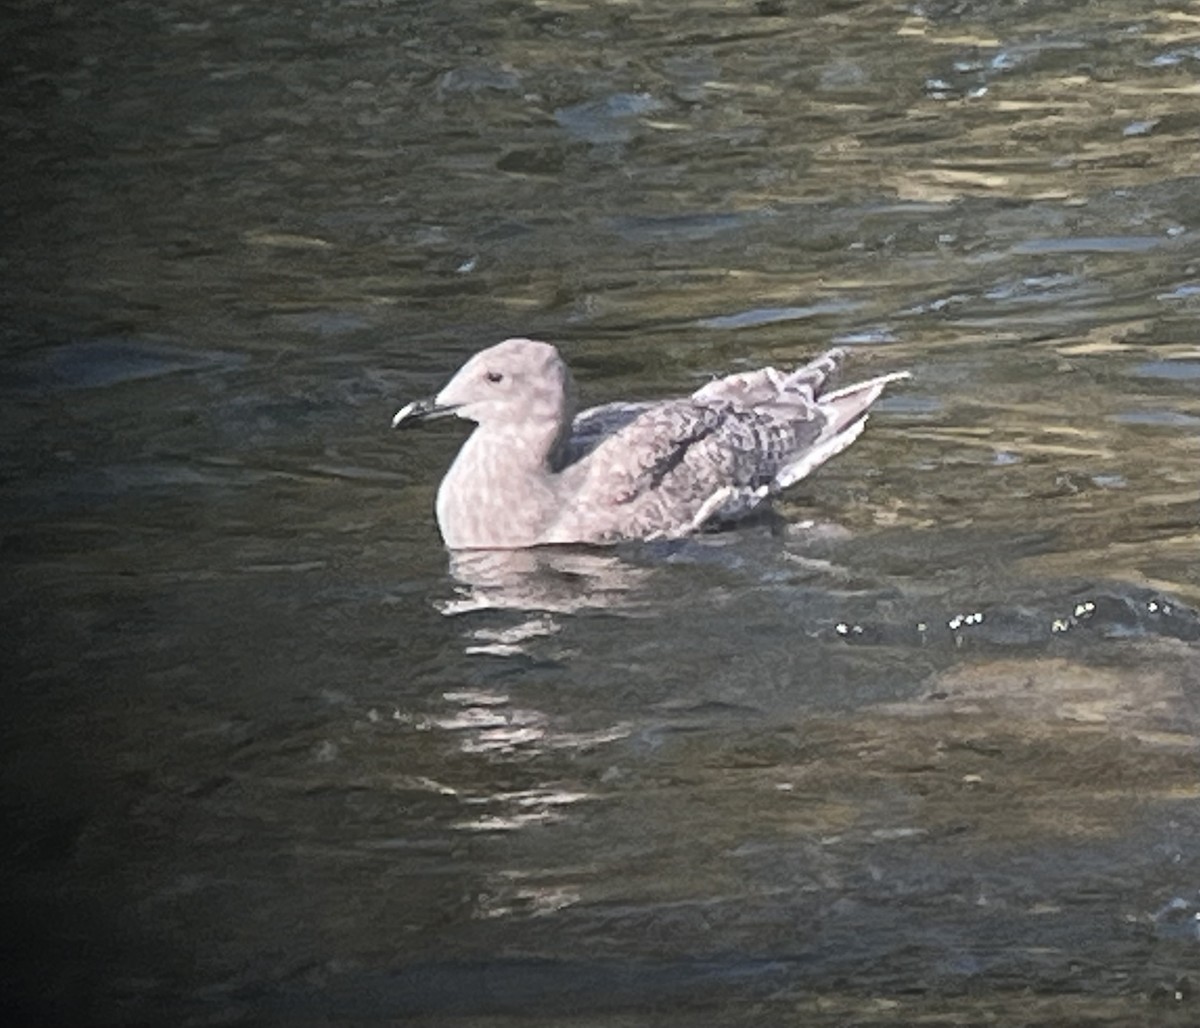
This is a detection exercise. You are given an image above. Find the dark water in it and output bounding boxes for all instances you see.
[4,1,1200,1024]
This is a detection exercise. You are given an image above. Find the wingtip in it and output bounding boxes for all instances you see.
[822,368,911,402]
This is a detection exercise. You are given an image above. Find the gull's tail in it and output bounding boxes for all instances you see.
[772,368,911,492]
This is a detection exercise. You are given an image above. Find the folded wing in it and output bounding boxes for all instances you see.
[552,349,906,539]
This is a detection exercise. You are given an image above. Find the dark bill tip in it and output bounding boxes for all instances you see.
[391,397,457,428]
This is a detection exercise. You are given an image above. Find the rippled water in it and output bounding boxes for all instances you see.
[4,0,1200,1024]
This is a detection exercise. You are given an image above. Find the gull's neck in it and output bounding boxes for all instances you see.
[436,415,567,548]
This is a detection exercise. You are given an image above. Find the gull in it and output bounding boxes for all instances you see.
[393,338,908,549]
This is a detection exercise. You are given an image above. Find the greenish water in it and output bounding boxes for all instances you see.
[3,1,1199,1024]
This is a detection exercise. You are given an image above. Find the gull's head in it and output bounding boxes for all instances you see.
[393,338,574,430]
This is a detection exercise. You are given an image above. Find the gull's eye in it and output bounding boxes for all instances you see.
[485,371,504,384]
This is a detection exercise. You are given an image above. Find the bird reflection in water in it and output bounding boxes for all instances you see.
[438,545,654,620]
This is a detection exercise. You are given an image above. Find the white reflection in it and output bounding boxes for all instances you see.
[429,689,632,760]
[438,546,652,617]
[453,788,593,833]
[463,616,560,657]
[476,868,584,919]
[477,884,581,919]
[432,702,547,752]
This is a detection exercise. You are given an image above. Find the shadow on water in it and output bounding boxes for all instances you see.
[3,0,1200,1024]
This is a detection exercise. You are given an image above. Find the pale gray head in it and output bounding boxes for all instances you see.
[392,337,575,431]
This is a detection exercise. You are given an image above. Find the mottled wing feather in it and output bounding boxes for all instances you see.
[560,401,656,468]
[565,348,846,470]
[690,348,845,409]
[573,401,827,525]
[546,348,898,541]
[709,408,829,489]
[594,400,725,503]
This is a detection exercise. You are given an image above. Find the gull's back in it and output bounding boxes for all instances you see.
[543,348,907,544]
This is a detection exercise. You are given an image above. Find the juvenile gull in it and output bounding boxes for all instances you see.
[393,338,909,549]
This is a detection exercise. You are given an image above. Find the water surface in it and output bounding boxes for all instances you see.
[3,0,1200,1024]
